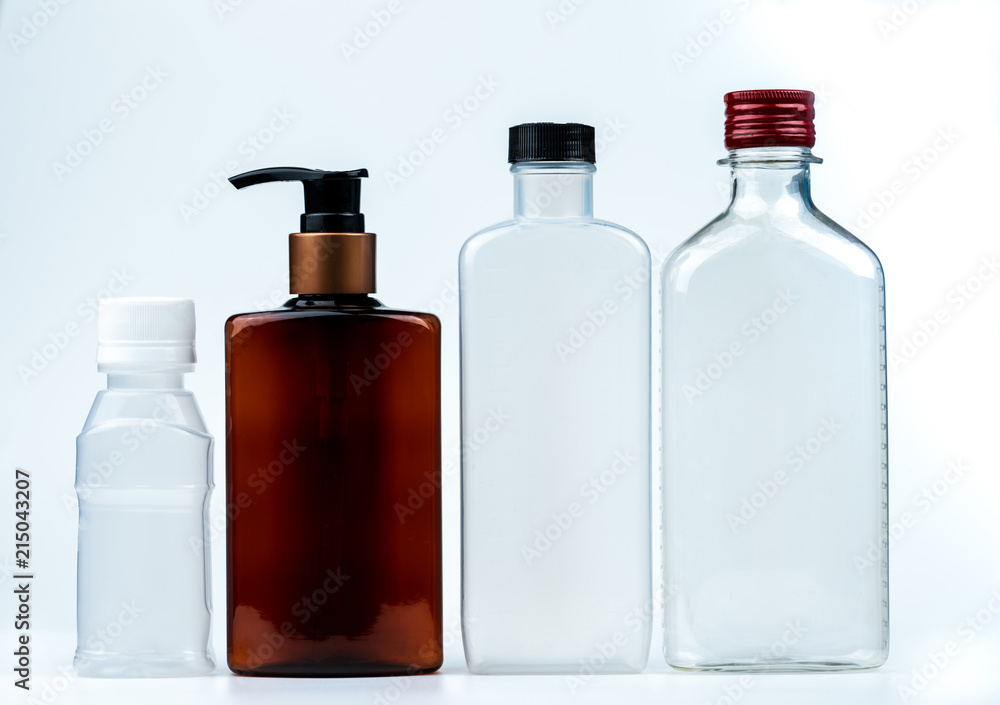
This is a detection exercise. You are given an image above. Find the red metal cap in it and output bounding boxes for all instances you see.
[724,90,815,150]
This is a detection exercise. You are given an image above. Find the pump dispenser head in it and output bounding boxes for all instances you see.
[230,167,376,295]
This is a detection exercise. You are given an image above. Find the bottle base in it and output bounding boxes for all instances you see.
[465,650,649,676]
[74,650,215,678]
[665,651,887,673]
[228,658,442,678]
[467,663,646,676]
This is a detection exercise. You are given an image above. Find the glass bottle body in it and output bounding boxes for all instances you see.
[662,147,889,671]
[460,163,652,674]
[225,295,442,676]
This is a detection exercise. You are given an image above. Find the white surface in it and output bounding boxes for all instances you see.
[1,0,999,703]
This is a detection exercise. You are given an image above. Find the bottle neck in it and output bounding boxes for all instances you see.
[720,146,821,218]
[107,371,186,389]
[287,294,381,308]
[512,162,594,220]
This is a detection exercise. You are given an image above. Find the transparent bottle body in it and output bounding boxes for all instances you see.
[662,148,889,671]
[460,163,652,674]
[75,372,215,677]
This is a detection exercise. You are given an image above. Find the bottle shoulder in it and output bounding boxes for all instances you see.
[80,389,210,438]
[663,206,883,283]
[809,206,884,272]
[461,218,649,264]
[227,306,439,336]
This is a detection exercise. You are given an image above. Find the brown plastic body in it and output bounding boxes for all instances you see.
[225,295,442,677]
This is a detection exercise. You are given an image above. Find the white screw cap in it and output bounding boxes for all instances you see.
[97,297,197,371]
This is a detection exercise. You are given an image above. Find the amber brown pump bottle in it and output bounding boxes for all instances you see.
[224,167,442,677]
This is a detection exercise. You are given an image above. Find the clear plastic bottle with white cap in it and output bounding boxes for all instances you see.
[74,297,215,677]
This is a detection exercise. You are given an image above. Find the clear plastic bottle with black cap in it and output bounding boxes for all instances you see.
[662,91,889,671]
[224,167,442,676]
[459,123,652,674]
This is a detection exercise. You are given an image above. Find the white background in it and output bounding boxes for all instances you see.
[1,0,999,703]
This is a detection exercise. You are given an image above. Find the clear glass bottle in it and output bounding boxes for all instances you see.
[662,91,888,671]
[460,123,652,674]
[75,298,215,677]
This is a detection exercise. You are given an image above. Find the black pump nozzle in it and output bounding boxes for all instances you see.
[229,167,369,233]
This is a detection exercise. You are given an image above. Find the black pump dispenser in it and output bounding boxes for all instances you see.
[229,167,369,233]
[230,166,377,295]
